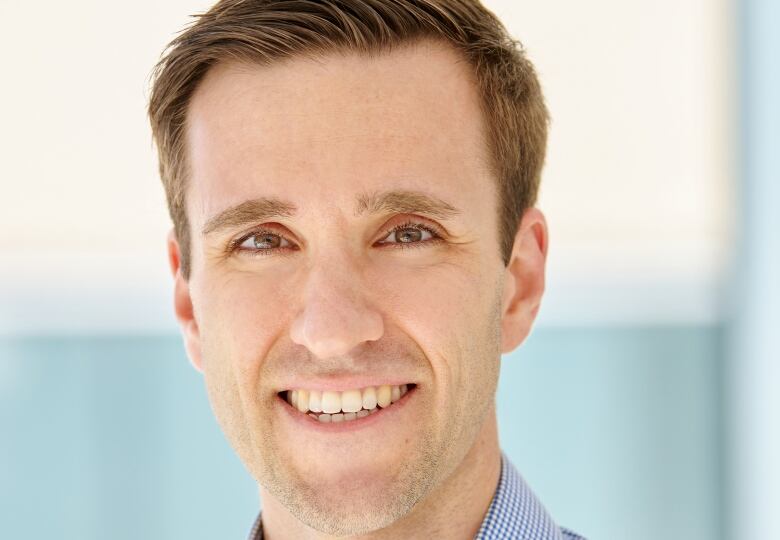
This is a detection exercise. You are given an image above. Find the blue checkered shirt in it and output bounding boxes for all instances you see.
[247,452,586,539]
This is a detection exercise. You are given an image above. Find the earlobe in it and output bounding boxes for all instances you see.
[167,229,204,373]
[499,208,548,354]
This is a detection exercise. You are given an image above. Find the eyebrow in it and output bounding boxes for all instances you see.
[202,197,296,235]
[202,189,461,236]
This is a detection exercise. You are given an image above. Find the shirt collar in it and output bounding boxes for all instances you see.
[475,452,567,539]
[247,452,570,540]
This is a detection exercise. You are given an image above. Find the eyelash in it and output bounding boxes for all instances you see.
[228,220,444,258]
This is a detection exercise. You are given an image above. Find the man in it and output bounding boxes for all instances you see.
[148,1,585,538]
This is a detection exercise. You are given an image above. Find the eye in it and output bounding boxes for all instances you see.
[377,221,442,248]
[235,229,293,255]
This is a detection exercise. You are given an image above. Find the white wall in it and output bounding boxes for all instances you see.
[0,0,733,333]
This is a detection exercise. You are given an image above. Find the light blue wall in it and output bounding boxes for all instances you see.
[0,337,257,540]
[498,327,722,540]
[1,328,722,539]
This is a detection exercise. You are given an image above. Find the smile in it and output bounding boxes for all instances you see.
[279,384,416,423]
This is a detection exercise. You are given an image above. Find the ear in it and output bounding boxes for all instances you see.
[500,208,548,353]
[167,229,204,373]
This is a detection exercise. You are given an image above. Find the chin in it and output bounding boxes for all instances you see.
[282,477,422,536]
[264,442,443,535]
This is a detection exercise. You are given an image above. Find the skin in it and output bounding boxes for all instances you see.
[167,38,548,539]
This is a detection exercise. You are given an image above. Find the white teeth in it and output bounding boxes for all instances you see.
[296,389,310,413]
[341,390,362,413]
[308,390,322,413]
[377,385,392,408]
[285,383,414,417]
[321,391,342,414]
[362,387,377,410]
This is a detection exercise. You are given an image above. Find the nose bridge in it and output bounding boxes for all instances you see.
[290,247,384,359]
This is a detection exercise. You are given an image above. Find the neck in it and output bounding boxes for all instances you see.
[260,404,501,540]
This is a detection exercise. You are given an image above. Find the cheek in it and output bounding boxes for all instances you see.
[194,270,295,464]
[374,259,501,394]
[393,269,475,337]
[195,269,294,379]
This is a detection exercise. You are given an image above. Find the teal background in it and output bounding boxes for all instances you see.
[0,327,723,539]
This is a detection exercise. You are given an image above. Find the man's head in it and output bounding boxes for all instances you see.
[148,0,549,536]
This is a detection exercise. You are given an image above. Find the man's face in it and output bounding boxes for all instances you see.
[178,40,524,535]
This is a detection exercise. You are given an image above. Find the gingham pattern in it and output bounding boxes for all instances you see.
[247,453,585,539]
[475,453,585,540]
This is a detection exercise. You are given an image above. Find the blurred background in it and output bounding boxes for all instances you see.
[0,0,777,538]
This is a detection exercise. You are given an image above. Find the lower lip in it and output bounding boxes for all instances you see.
[276,386,417,433]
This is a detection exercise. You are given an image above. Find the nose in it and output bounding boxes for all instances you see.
[289,255,384,359]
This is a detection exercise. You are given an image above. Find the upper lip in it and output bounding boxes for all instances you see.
[276,376,416,392]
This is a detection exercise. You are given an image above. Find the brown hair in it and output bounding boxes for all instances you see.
[147,0,549,279]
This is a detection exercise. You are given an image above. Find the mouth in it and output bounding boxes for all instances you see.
[277,383,417,423]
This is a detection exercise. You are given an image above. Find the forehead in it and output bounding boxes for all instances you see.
[185,39,494,224]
